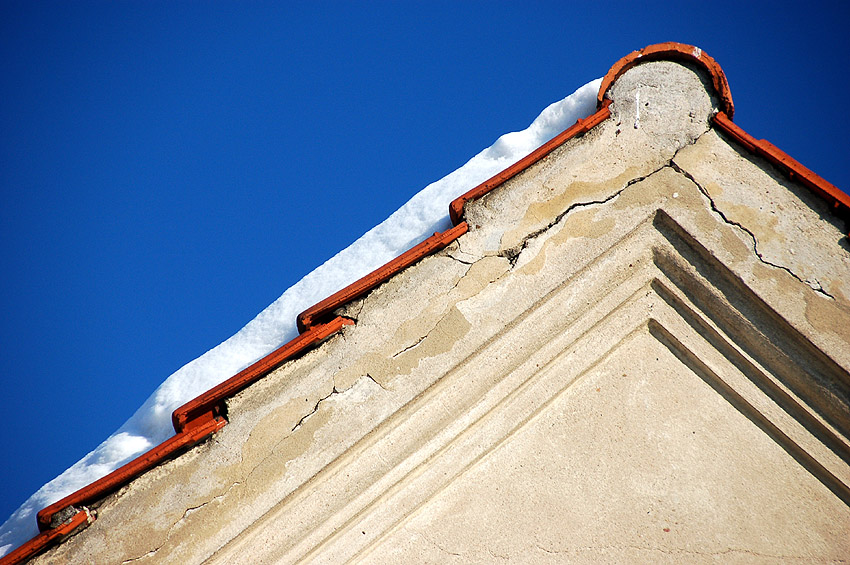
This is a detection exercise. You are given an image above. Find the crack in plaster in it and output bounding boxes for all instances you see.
[446,246,476,265]
[501,162,672,268]
[534,544,559,555]
[388,261,476,359]
[337,298,365,323]
[292,373,387,433]
[291,386,339,432]
[391,335,427,358]
[419,532,462,558]
[120,482,242,564]
[133,372,391,563]
[362,373,388,391]
[486,547,511,561]
[242,373,388,482]
[176,482,241,525]
[669,161,835,299]
[121,549,158,564]
[533,543,818,560]
[132,370,388,562]
[447,232,504,265]
[490,124,833,303]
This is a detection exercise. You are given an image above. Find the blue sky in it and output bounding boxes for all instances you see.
[1,1,847,525]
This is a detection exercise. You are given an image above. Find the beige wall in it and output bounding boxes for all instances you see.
[35,60,850,564]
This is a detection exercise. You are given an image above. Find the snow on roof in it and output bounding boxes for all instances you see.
[0,77,602,557]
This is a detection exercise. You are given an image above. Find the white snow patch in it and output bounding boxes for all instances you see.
[0,77,601,556]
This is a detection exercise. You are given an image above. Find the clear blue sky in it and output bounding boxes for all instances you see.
[1,1,847,523]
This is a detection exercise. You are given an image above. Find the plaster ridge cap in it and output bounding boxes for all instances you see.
[597,42,734,119]
[596,43,847,228]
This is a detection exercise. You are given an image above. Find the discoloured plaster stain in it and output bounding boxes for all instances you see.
[674,130,850,301]
[502,165,675,270]
[335,256,507,390]
[515,208,615,277]
[383,306,472,379]
[240,384,333,470]
[671,161,836,299]
[805,291,850,339]
[703,181,784,246]
[501,167,640,253]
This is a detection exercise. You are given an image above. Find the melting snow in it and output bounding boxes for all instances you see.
[0,77,601,556]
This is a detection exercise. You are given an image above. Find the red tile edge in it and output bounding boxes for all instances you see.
[0,510,91,565]
[174,316,354,431]
[448,99,612,226]
[597,42,734,119]
[34,316,354,533]
[713,112,850,234]
[1,317,351,565]
[296,223,469,333]
[35,413,226,533]
[6,43,847,564]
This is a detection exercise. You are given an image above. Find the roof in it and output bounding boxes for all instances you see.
[3,42,849,564]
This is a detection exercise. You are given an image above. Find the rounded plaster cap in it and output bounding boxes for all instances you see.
[598,42,734,119]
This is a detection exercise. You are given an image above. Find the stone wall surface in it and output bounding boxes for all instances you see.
[33,60,850,564]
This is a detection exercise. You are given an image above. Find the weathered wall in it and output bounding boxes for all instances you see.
[34,60,850,564]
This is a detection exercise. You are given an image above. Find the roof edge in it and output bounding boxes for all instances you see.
[32,316,353,533]
[296,223,469,332]
[713,112,850,233]
[448,99,612,225]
